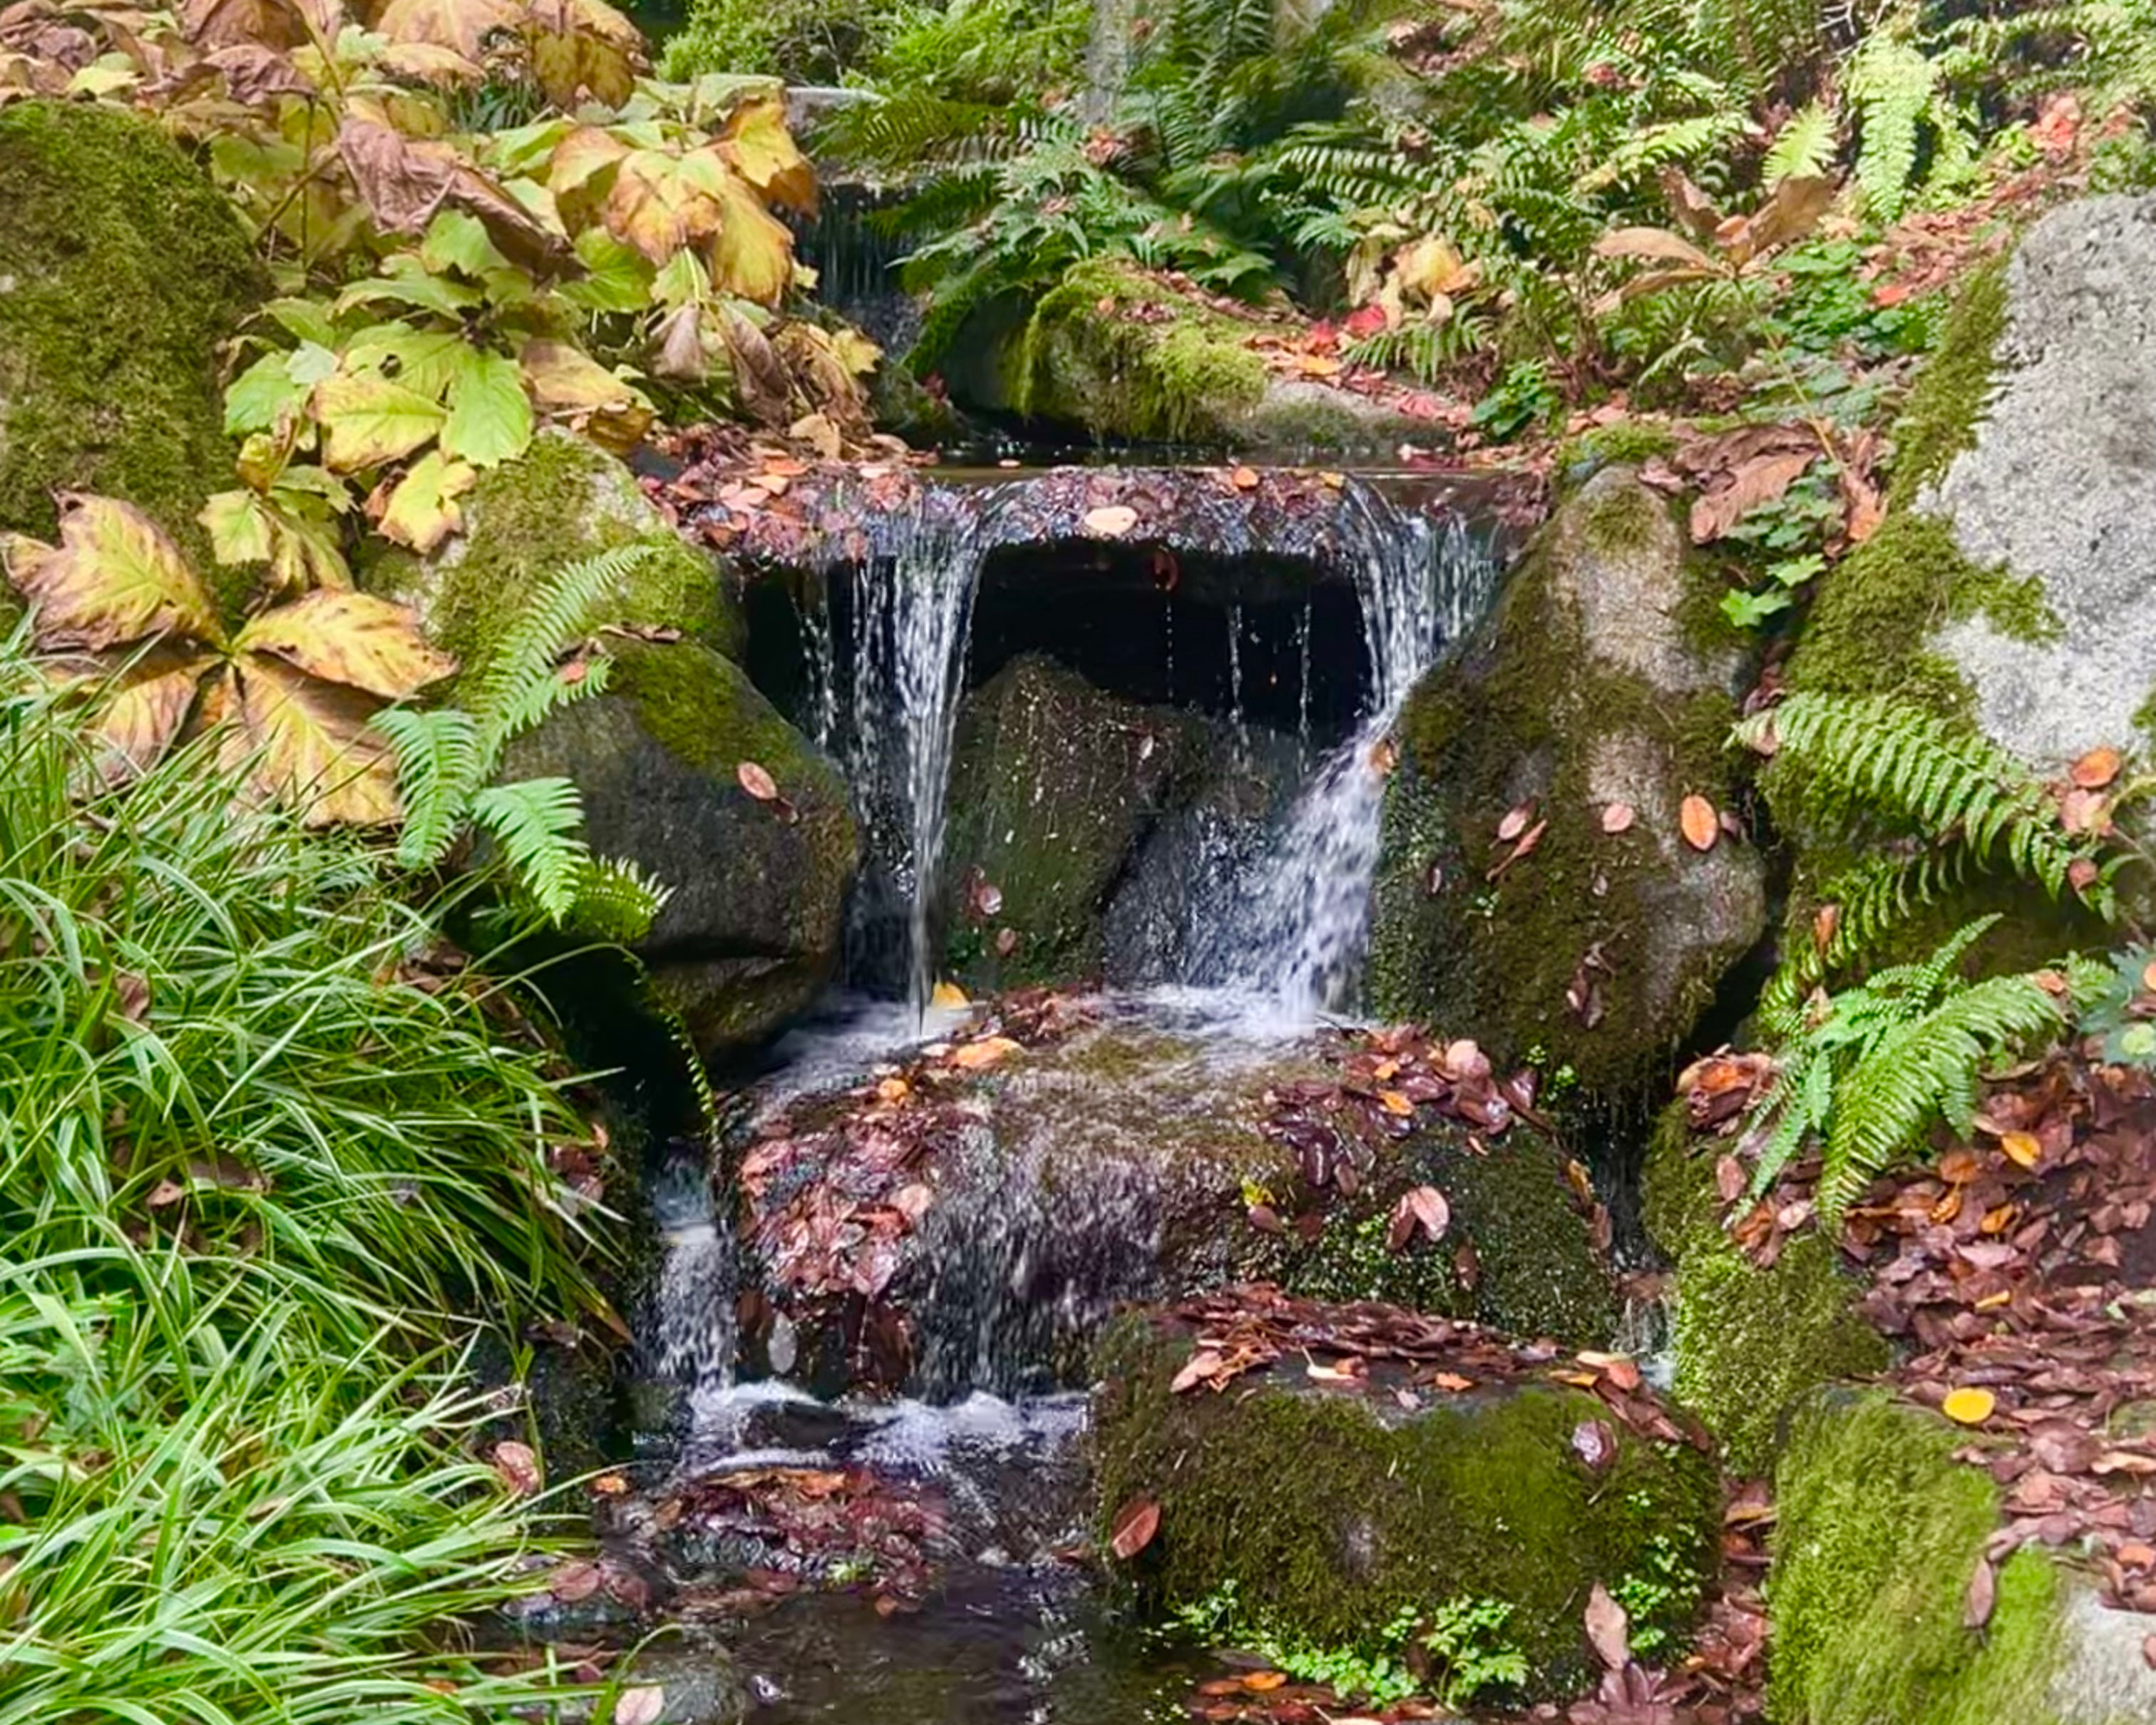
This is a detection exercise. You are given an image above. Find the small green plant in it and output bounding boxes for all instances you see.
[1470,361,1564,443]
[1739,917,2093,1221]
[379,545,671,937]
[2078,944,2156,1067]
[1611,1521,1703,1658]
[1420,1595,1530,1706]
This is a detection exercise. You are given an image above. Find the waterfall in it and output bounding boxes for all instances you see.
[824,495,984,1017]
[1186,491,1496,1015]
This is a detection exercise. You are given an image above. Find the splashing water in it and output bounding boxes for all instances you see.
[1188,492,1496,1016]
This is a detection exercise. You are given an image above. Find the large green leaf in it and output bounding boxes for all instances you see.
[314,369,448,471]
[376,449,480,552]
[440,350,534,466]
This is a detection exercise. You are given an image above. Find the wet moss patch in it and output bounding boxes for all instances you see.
[1092,1312,1720,1700]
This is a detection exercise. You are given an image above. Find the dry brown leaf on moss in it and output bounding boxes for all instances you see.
[2,494,223,652]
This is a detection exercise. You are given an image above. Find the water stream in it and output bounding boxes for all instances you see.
[620,473,1512,1722]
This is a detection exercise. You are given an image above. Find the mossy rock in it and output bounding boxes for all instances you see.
[375,429,745,672]
[1770,1387,2156,1724]
[1367,466,1767,1100]
[505,638,858,1056]
[939,655,1215,990]
[943,263,1437,451]
[1092,1309,1720,1701]
[0,101,265,580]
[1641,1105,1888,1475]
[1243,1125,1621,1347]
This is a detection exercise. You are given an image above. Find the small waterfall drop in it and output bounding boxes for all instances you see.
[1187,492,1495,1015]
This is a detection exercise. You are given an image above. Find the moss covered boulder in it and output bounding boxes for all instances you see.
[383,429,745,666]
[1641,1103,1888,1474]
[0,101,265,567]
[1092,1304,1720,1701]
[1367,466,1767,1099]
[1770,1388,2156,1724]
[507,639,857,1055]
[940,262,1441,451]
[939,655,1215,990]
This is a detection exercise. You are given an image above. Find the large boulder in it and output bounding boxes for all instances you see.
[1092,1298,1720,1702]
[1367,467,1767,1097]
[1770,1388,2156,1725]
[1806,195,2156,769]
[732,1010,1619,1398]
[374,433,853,1055]
[0,101,265,579]
[939,655,1214,991]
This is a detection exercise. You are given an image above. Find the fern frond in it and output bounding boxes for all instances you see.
[376,707,483,869]
[1819,972,2063,1219]
[565,856,672,943]
[470,777,590,923]
[470,546,650,765]
[1764,102,1839,184]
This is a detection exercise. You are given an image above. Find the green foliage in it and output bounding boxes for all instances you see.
[1611,1523,1703,1658]
[1845,19,1975,218]
[0,628,615,1720]
[1471,360,1564,442]
[1742,692,2115,1014]
[660,0,890,83]
[380,545,672,936]
[1739,917,2082,1220]
[1419,1595,1531,1706]
[2075,943,2156,1067]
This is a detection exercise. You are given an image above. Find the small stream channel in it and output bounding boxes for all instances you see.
[582,468,1597,1722]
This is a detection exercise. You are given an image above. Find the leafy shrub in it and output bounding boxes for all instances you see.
[660,0,891,83]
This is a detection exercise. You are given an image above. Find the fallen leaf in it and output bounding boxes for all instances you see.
[1584,1580,1631,1671]
[491,1440,541,1495]
[1679,794,1720,851]
[1497,802,1534,843]
[1109,1496,1161,1560]
[1229,466,1260,490]
[1963,1554,1996,1629]
[929,981,969,1010]
[737,760,779,800]
[1999,1130,2043,1171]
[2070,745,2122,789]
[1942,1387,1996,1426]
[1601,802,1636,834]
[951,1036,1022,1072]
[1083,504,1139,537]
[1572,1418,1618,1471]
[613,1686,665,1725]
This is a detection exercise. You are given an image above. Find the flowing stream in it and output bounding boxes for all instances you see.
[617,473,1508,1722]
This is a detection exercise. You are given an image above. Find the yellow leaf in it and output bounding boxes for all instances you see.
[93,655,210,782]
[1379,1090,1414,1116]
[227,655,401,826]
[1998,1130,2043,1172]
[314,369,447,472]
[525,0,642,108]
[371,0,517,58]
[374,451,478,553]
[236,590,455,699]
[929,981,970,1009]
[518,339,643,413]
[719,93,816,215]
[952,1035,1022,1071]
[708,161,796,306]
[2,494,223,653]
[548,123,631,203]
[1941,1387,1996,1426]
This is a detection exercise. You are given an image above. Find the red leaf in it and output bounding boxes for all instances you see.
[1109,1496,1161,1560]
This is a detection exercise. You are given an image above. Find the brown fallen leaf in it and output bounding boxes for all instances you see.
[1109,1496,1161,1560]
[1229,466,1261,490]
[1497,801,1534,843]
[737,760,779,800]
[1083,504,1139,537]
[613,1685,665,1725]
[491,1440,542,1495]
[1584,1580,1631,1670]
[1963,1554,1997,1629]
[951,1035,1022,1071]
[2070,745,2122,789]
[1679,794,1720,852]
[1690,449,1819,543]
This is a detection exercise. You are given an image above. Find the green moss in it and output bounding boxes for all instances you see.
[376,431,742,673]
[608,638,846,805]
[1770,1389,2066,1724]
[1368,482,1755,1097]
[1886,262,2008,511]
[1558,421,1682,474]
[1093,1316,1719,1699]
[1013,262,1269,444]
[1641,1107,1889,1475]
[0,101,265,591]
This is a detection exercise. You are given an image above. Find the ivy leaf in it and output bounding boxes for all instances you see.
[374,449,479,553]
[315,369,448,471]
[440,349,533,466]
[226,653,401,826]
[1,494,224,652]
[719,93,816,215]
[235,589,456,699]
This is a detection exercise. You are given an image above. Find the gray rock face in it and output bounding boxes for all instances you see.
[1925,194,2156,764]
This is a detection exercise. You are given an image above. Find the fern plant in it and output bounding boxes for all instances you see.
[1740,917,2087,1221]
[1740,691,2120,1023]
[377,546,671,939]
[1844,16,1976,217]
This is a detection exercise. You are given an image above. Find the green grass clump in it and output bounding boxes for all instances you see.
[0,629,620,1721]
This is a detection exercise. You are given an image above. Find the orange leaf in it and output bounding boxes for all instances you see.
[1999,1130,2043,1171]
[1230,466,1260,490]
[1109,1496,1160,1560]
[1941,1387,1996,1425]
[737,760,779,800]
[1679,794,1720,851]
[2071,745,2122,789]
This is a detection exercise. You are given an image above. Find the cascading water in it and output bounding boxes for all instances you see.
[1186,490,1497,1015]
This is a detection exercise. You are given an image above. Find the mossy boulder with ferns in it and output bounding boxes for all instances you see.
[0,101,265,572]
[1770,1388,2156,1725]
[375,431,855,1057]
[1366,465,1767,1100]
